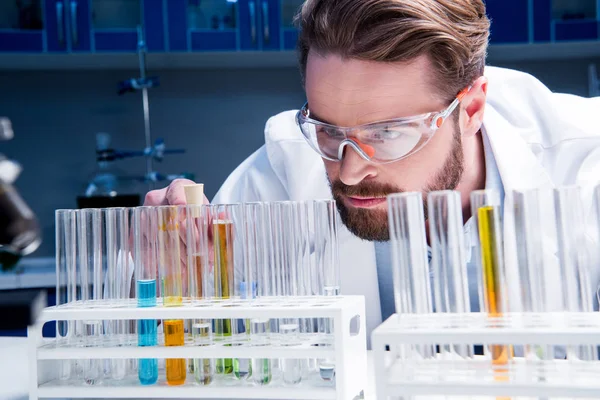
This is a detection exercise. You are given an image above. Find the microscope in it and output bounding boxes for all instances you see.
[0,117,45,332]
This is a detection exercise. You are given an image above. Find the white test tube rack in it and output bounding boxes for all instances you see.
[27,296,366,400]
[372,312,600,399]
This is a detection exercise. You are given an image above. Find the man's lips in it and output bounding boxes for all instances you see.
[345,196,387,208]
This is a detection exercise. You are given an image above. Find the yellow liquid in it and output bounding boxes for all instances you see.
[213,221,233,374]
[478,206,513,373]
[164,319,186,385]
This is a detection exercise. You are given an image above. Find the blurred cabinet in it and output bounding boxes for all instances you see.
[485,0,530,43]
[552,0,599,41]
[0,0,165,53]
[281,0,302,49]
[68,0,165,52]
[167,0,288,51]
[0,0,49,52]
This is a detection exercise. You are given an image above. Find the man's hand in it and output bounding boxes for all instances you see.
[142,179,211,297]
[144,178,210,207]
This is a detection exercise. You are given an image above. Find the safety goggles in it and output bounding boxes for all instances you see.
[295,88,469,164]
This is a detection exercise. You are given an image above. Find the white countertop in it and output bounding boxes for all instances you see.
[0,257,56,290]
[0,337,377,400]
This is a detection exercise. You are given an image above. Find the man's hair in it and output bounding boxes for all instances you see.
[296,0,490,103]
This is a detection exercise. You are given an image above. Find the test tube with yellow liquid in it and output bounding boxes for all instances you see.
[470,190,512,377]
[157,206,186,385]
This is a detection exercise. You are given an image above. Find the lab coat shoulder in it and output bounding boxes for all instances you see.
[212,110,333,204]
[484,65,600,189]
[211,145,288,204]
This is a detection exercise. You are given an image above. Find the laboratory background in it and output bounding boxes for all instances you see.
[0,0,599,333]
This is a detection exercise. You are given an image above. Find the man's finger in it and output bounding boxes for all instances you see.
[144,187,168,206]
[165,179,196,205]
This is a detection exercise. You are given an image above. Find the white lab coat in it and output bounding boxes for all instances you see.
[212,66,600,341]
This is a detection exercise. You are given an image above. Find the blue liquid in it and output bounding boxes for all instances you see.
[137,279,158,385]
[137,279,157,307]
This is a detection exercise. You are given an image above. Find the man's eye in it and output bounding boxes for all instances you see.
[318,127,343,138]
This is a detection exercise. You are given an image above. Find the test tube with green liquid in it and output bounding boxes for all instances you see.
[211,204,237,375]
[157,205,186,385]
[133,207,159,385]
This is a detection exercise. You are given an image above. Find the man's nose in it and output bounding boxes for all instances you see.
[338,142,377,186]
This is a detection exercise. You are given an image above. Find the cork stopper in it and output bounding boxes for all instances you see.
[184,183,204,205]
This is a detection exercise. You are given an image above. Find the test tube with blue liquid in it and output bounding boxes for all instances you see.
[133,206,159,385]
[313,199,341,382]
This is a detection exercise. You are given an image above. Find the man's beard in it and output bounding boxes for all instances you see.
[329,127,465,242]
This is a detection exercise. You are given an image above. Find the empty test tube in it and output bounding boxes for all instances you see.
[387,193,434,360]
[77,208,105,385]
[133,207,159,385]
[157,205,187,385]
[428,190,472,358]
[554,186,597,361]
[513,189,555,363]
[270,202,303,385]
[243,202,273,386]
[55,209,77,381]
[470,190,512,369]
[313,199,340,382]
[105,208,131,380]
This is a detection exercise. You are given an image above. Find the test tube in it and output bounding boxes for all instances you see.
[209,204,239,375]
[269,202,303,385]
[427,190,472,358]
[133,206,159,385]
[157,205,186,385]
[55,209,77,380]
[105,207,131,380]
[470,190,512,369]
[77,208,104,385]
[313,199,340,382]
[246,205,273,387]
[554,186,597,361]
[513,189,555,363]
[387,193,434,360]
[186,203,214,385]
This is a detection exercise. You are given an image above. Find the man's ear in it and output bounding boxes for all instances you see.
[460,76,488,138]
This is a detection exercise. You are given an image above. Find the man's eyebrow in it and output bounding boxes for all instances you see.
[307,109,335,125]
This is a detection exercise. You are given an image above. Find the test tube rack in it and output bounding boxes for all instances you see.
[27,295,366,400]
[372,311,600,399]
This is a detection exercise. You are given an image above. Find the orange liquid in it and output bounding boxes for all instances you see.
[164,319,186,385]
